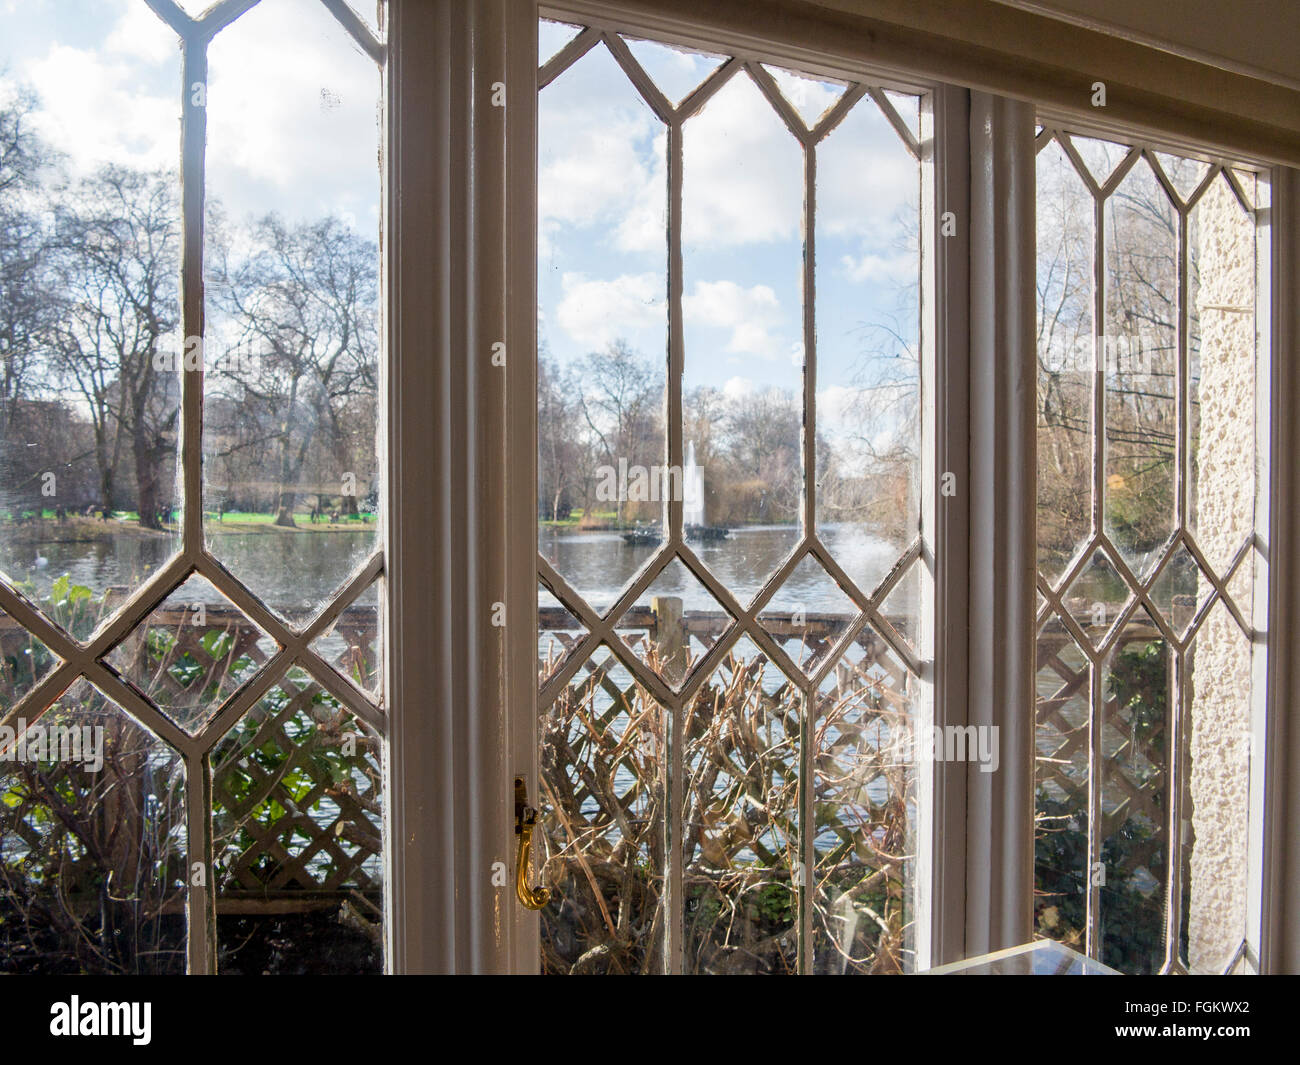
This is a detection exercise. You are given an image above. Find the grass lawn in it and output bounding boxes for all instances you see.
[206,511,376,529]
[539,508,620,528]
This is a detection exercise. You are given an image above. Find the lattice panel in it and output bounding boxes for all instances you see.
[682,642,800,974]
[539,645,667,975]
[812,636,914,974]
[109,591,278,736]
[211,677,382,896]
[0,683,187,974]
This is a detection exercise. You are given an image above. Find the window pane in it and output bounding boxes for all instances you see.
[2,0,387,975]
[1034,130,1263,975]
[0,679,187,974]
[536,18,929,975]
[0,2,182,623]
[537,39,668,616]
[200,0,386,974]
[212,678,383,974]
[203,0,382,629]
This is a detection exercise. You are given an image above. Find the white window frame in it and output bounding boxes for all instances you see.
[383,0,1300,974]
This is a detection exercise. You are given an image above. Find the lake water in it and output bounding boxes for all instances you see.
[3,521,918,629]
[538,523,916,620]
[2,527,378,619]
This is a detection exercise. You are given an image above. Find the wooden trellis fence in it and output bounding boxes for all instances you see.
[535,598,1172,973]
[2,595,1170,968]
[0,603,382,935]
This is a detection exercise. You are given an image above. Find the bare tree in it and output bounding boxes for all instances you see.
[579,339,662,524]
[537,350,588,521]
[0,88,58,473]
[210,213,378,527]
[48,166,179,527]
[722,387,802,522]
[1035,144,1181,569]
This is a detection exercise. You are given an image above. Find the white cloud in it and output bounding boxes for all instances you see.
[105,2,178,65]
[816,96,918,240]
[205,0,382,222]
[538,43,665,255]
[682,72,801,246]
[556,272,666,349]
[841,250,917,284]
[683,279,784,359]
[764,66,842,127]
[723,375,755,400]
[818,373,916,449]
[817,384,858,434]
[539,114,663,242]
[539,55,807,255]
[23,34,178,175]
[537,51,915,265]
[3,0,382,226]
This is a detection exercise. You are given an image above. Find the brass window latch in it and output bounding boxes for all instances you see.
[514,776,551,911]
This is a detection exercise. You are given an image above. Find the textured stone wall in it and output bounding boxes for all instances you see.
[1187,175,1255,973]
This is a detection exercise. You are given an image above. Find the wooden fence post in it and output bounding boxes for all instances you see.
[651,596,686,684]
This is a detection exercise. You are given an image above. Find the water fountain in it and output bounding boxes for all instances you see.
[683,440,729,542]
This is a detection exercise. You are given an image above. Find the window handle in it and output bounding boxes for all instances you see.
[514,776,551,911]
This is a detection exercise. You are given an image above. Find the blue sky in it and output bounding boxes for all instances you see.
[0,4,920,447]
[538,20,922,441]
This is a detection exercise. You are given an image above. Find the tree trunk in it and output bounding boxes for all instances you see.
[97,441,113,518]
[132,425,161,530]
[275,492,297,527]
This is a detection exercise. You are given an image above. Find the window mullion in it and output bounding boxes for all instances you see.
[920,82,971,970]
[1261,166,1300,974]
[964,91,1039,959]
